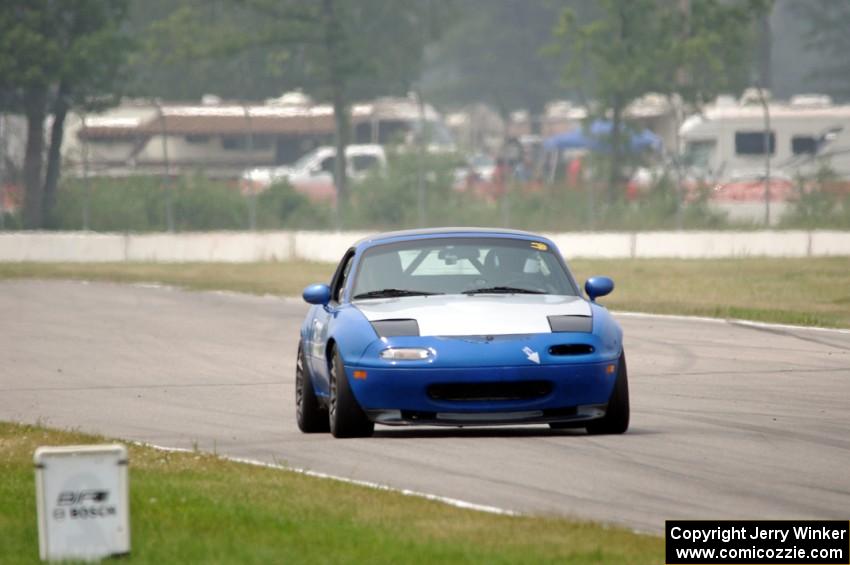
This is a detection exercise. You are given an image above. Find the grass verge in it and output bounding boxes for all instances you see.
[572,258,850,329]
[0,422,662,564]
[0,257,848,328]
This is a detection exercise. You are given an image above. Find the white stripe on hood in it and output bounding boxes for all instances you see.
[354,294,590,336]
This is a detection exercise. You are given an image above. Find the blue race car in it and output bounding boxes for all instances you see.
[297,228,628,438]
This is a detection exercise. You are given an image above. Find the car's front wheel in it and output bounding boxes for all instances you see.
[328,347,374,438]
[585,353,630,435]
[295,341,329,433]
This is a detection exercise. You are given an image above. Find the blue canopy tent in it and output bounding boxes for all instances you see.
[543,119,663,154]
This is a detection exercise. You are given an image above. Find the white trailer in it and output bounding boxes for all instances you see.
[680,93,850,183]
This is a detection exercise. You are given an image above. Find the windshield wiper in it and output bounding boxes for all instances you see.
[353,288,443,299]
[462,286,545,295]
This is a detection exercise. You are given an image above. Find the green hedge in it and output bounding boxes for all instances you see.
[51,175,327,232]
[4,157,848,232]
[342,154,726,231]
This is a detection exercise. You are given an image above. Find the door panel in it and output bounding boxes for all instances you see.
[306,248,355,396]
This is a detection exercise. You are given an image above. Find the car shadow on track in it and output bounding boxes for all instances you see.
[372,426,658,439]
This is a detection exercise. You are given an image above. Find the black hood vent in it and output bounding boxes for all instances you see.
[549,344,595,356]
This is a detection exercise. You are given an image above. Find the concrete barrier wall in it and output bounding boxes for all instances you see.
[125,232,295,262]
[292,231,373,263]
[0,233,126,262]
[0,230,848,262]
[544,232,633,259]
[811,231,850,256]
[634,231,812,258]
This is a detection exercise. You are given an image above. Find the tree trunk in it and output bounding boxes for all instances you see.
[42,80,71,228]
[323,0,349,207]
[331,82,350,204]
[23,89,47,229]
[608,98,623,204]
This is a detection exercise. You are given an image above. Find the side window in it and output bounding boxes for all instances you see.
[350,154,379,173]
[791,135,817,155]
[735,131,775,155]
[319,156,336,175]
[330,250,355,303]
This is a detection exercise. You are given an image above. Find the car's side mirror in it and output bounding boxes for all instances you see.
[303,283,331,306]
[585,276,614,302]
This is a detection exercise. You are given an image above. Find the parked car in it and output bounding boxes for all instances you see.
[296,227,629,438]
[241,144,387,201]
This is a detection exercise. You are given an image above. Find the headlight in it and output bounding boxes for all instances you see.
[379,347,433,361]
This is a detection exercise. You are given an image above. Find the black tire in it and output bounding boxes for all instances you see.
[585,353,630,435]
[295,341,329,433]
[328,347,374,438]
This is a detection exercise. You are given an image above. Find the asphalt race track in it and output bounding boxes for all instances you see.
[2,280,849,533]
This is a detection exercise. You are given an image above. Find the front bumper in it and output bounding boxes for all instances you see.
[345,360,618,425]
[366,404,607,427]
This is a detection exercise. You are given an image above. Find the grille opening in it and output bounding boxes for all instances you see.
[548,344,594,356]
[400,410,437,421]
[427,381,552,402]
[543,407,578,418]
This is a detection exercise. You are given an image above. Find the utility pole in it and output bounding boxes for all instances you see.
[243,104,257,231]
[673,0,690,230]
[0,115,6,230]
[323,0,347,231]
[756,85,771,227]
[155,101,174,232]
[80,113,92,230]
[416,90,427,227]
[758,9,772,227]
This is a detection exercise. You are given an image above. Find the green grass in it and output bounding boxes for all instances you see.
[0,422,662,564]
[570,258,850,329]
[0,257,848,328]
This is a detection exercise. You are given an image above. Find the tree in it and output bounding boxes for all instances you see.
[792,1,850,100]
[661,0,771,225]
[423,0,570,122]
[657,0,771,108]
[552,0,667,203]
[313,0,450,203]
[142,0,447,208]
[551,0,768,203]
[0,1,132,228]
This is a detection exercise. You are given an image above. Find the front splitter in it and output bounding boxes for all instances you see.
[366,404,606,426]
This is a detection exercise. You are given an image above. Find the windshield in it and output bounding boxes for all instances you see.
[291,148,322,171]
[683,140,716,170]
[351,237,576,299]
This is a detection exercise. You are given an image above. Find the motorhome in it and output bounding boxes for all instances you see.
[680,92,850,183]
[60,92,454,179]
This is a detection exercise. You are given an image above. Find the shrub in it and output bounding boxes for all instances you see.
[780,165,850,229]
[342,154,728,232]
[50,175,326,232]
[256,181,332,230]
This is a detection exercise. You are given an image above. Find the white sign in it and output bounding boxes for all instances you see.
[34,444,130,561]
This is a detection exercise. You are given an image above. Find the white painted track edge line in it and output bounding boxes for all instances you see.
[23,281,850,334]
[136,441,518,516]
[613,311,850,334]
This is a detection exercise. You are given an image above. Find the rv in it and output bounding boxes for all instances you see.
[680,92,850,184]
[61,92,454,180]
